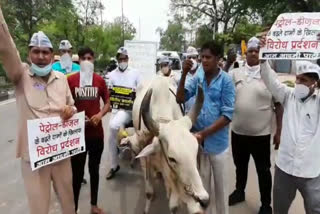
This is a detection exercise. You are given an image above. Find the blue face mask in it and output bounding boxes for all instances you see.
[31,63,52,77]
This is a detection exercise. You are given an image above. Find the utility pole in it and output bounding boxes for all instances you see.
[121,0,125,45]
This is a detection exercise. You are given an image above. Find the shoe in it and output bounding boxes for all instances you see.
[229,189,245,206]
[82,178,87,185]
[258,205,272,214]
[106,165,120,180]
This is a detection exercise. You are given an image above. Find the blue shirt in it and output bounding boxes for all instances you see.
[52,62,81,75]
[184,67,235,155]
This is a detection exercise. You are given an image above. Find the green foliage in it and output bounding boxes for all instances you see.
[158,16,186,51]
[231,19,263,43]
[0,1,136,71]
[194,25,213,48]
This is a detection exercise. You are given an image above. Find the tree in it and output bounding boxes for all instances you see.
[38,6,84,51]
[0,0,75,58]
[248,0,320,25]
[158,17,186,51]
[0,0,136,72]
[75,0,105,26]
[170,0,255,34]
[82,16,136,70]
[1,0,73,41]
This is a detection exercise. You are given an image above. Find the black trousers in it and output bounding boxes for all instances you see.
[231,131,272,206]
[71,138,104,211]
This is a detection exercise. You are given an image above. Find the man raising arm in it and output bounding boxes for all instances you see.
[177,41,235,214]
[0,5,76,214]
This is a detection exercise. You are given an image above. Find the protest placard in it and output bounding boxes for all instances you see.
[260,13,320,60]
[109,85,136,110]
[124,40,158,79]
[27,112,85,171]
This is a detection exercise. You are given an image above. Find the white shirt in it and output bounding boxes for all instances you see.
[261,61,320,178]
[108,67,140,89]
[108,67,140,113]
[231,66,274,136]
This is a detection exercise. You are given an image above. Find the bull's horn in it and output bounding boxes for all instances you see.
[187,85,204,125]
[141,89,160,136]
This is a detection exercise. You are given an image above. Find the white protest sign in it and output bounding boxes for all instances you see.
[27,112,85,171]
[124,40,158,79]
[260,13,320,60]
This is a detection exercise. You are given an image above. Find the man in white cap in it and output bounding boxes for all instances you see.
[0,6,76,214]
[106,46,140,179]
[158,55,172,76]
[186,46,200,73]
[52,40,80,76]
[228,37,283,214]
[260,37,320,214]
[183,46,201,113]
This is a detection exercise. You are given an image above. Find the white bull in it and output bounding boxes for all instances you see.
[121,76,209,214]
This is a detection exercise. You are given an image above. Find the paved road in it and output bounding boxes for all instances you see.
[0,101,304,214]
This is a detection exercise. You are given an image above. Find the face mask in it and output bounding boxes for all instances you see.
[80,61,94,87]
[31,63,52,77]
[119,62,128,71]
[294,84,310,100]
[161,66,170,76]
[191,58,198,71]
[60,53,73,73]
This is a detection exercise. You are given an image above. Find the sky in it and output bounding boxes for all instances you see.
[103,0,171,43]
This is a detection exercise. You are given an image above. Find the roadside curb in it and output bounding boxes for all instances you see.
[0,98,16,106]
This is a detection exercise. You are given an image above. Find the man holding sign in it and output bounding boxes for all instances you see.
[68,47,110,214]
[0,5,76,214]
[106,47,141,179]
[260,32,320,213]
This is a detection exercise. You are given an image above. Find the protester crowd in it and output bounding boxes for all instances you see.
[1,4,320,214]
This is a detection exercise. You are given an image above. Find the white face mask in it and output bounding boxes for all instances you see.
[80,61,94,87]
[119,62,128,71]
[60,53,73,73]
[191,58,198,71]
[294,84,310,100]
[161,66,170,76]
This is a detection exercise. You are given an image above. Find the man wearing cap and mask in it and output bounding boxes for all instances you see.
[52,40,80,76]
[68,47,110,214]
[0,6,76,214]
[106,47,140,179]
[158,55,183,87]
[260,36,320,213]
[183,46,201,113]
[158,55,172,76]
[228,37,283,214]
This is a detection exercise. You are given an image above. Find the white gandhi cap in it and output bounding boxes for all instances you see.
[29,31,53,49]
[59,40,72,50]
[158,56,171,65]
[117,47,128,56]
[186,46,199,56]
[247,37,260,49]
[296,61,320,78]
